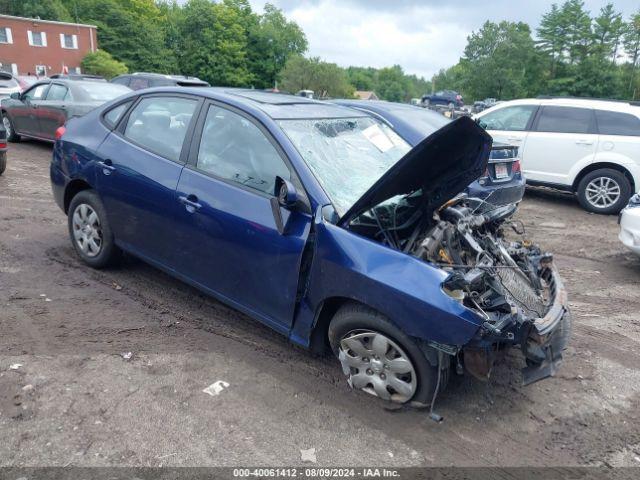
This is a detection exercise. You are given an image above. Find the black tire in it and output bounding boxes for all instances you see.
[328,303,439,405]
[0,152,6,176]
[67,189,121,269]
[577,168,631,214]
[2,113,20,142]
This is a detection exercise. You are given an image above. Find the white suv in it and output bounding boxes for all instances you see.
[475,98,640,214]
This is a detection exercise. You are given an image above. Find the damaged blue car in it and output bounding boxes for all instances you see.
[50,89,571,406]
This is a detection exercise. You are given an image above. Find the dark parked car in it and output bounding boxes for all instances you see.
[51,88,571,406]
[421,90,463,108]
[0,120,6,175]
[332,100,525,208]
[111,73,210,90]
[1,79,131,142]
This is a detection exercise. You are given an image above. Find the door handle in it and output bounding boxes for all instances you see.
[575,140,593,145]
[97,159,115,175]
[178,195,202,213]
[507,137,522,143]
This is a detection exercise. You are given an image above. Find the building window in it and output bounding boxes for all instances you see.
[28,31,47,47]
[60,33,78,49]
[35,65,47,77]
[0,27,13,44]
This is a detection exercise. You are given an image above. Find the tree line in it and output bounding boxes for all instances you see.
[2,0,639,102]
[433,0,640,101]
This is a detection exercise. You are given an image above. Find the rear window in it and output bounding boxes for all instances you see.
[78,83,130,101]
[595,110,640,136]
[0,75,18,88]
[535,106,593,134]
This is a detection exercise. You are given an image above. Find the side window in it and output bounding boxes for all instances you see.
[595,110,640,136]
[111,76,130,87]
[535,106,592,134]
[129,78,150,90]
[104,101,132,128]
[479,105,537,131]
[23,83,49,100]
[46,84,68,101]
[196,105,290,195]
[124,96,198,162]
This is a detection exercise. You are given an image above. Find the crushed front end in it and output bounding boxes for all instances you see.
[417,198,571,385]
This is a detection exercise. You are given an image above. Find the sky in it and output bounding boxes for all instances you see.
[246,0,640,79]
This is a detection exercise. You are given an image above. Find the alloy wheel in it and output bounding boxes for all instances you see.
[72,203,103,257]
[585,176,621,209]
[2,116,11,138]
[338,330,417,403]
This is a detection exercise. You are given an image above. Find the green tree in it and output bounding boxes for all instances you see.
[624,10,640,98]
[177,0,251,86]
[61,0,178,73]
[0,0,72,21]
[376,65,410,102]
[279,56,353,98]
[592,3,624,62]
[462,21,543,100]
[247,3,308,88]
[81,50,128,78]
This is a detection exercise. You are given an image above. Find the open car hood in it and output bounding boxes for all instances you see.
[338,116,493,227]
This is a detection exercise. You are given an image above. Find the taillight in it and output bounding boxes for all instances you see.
[0,143,6,149]
[55,126,66,140]
[512,159,521,173]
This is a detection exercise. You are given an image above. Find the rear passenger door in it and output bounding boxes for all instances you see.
[37,82,71,140]
[594,110,640,185]
[523,106,597,185]
[96,94,201,267]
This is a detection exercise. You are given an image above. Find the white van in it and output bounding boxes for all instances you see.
[475,97,640,214]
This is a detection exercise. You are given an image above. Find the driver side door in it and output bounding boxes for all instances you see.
[10,82,50,136]
[174,102,312,331]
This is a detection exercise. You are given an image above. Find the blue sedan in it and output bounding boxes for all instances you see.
[51,88,570,406]
[333,100,526,209]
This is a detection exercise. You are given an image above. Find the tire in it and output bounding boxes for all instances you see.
[67,189,121,268]
[576,168,631,214]
[0,152,6,176]
[328,303,439,405]
[423,99,430,107]
[2,113,20,142]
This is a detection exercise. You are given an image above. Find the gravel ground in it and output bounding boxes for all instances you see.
[1,141,639,467]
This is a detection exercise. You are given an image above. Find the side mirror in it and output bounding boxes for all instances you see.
[275,176,298,209]
[271,176,298,235]
[10,92,21,100]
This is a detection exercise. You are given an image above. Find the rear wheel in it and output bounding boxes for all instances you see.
[577,168,631,214]
[328,303,438,405]
[67,189,121,268]
[0,152,6,175]
[2,113,20,142]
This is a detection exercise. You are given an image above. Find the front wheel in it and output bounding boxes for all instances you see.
[577,168,631,214]
[2,113,20,142]
[328,303,438,405]
[67,189,121,268]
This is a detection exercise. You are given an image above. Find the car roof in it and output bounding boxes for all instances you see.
[487,97,640,114]
[153,87,369,120]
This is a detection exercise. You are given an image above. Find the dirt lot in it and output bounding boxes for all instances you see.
[1,141,639,468]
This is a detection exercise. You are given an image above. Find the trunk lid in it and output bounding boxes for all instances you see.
[338,116,492,227]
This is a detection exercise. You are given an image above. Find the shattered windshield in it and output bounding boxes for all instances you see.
[279,117,411,216]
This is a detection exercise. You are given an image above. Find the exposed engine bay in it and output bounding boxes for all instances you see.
[351,193,570,384]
